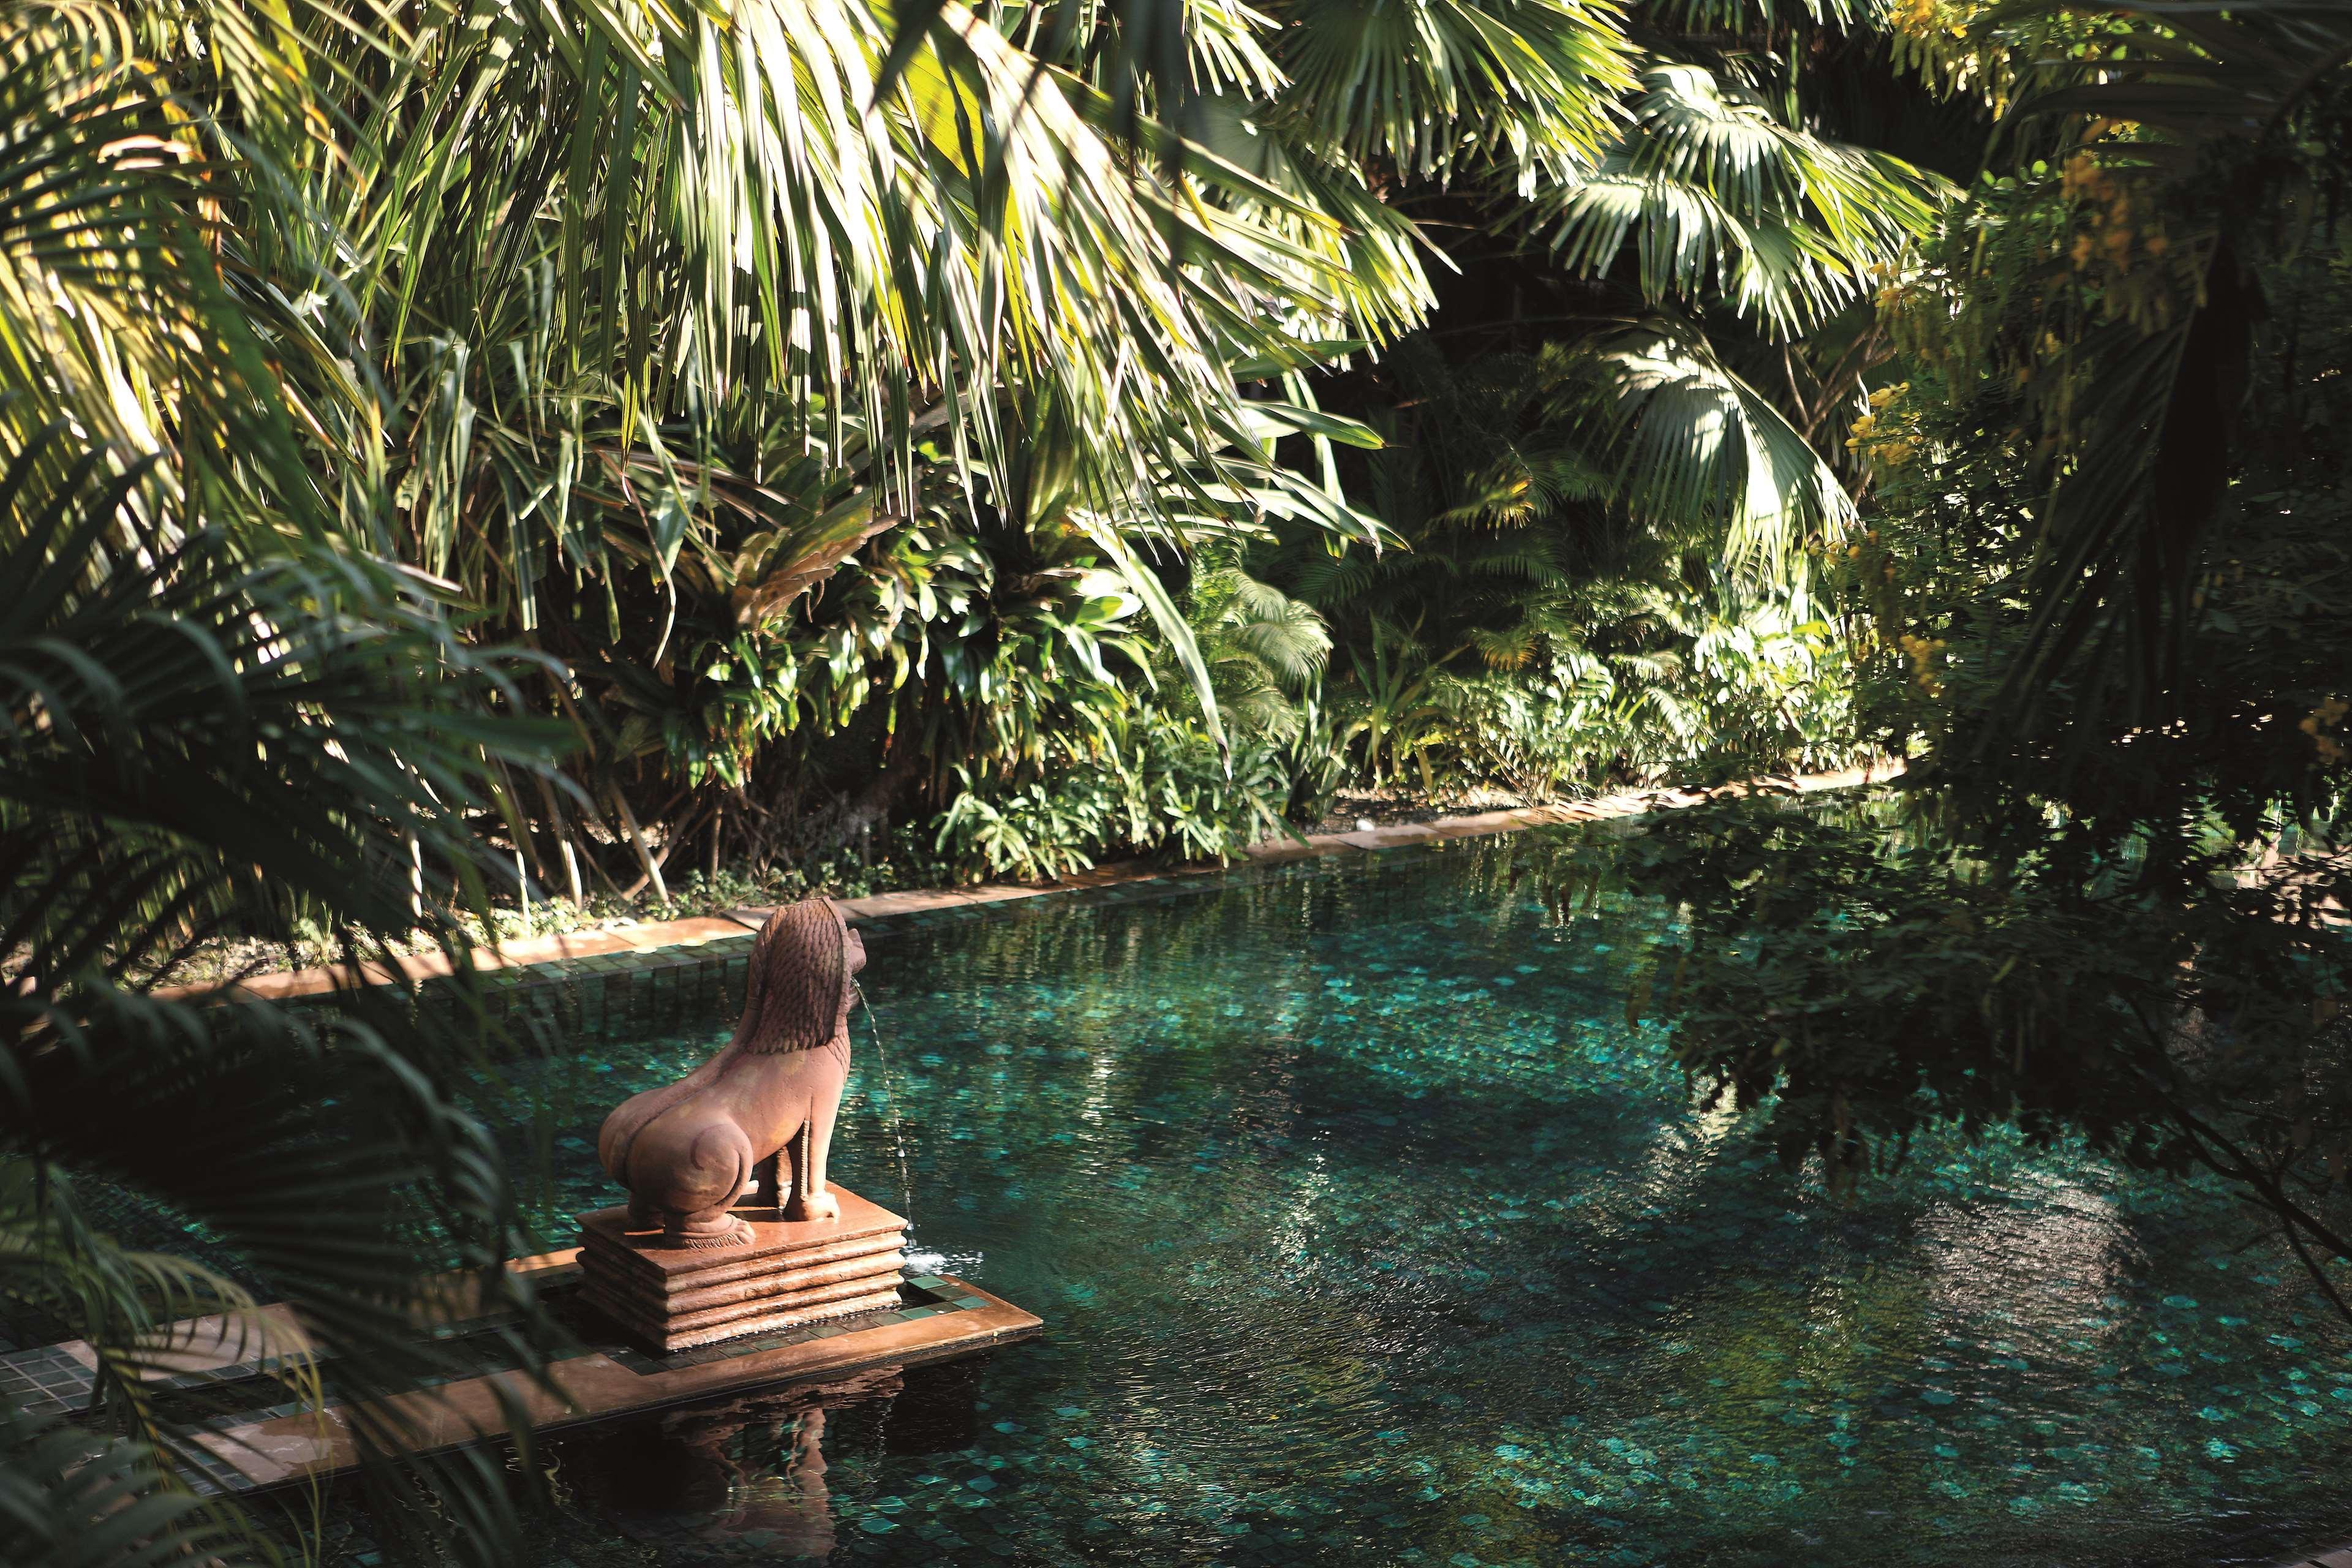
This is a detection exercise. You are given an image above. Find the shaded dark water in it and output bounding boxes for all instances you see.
[483,835,2352,1567]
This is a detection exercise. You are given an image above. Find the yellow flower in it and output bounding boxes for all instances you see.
[2303,698,2349,765]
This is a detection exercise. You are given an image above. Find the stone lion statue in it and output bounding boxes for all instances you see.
[596,897,865,1248]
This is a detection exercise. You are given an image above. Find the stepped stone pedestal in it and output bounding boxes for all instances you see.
[577,1186,908,1353]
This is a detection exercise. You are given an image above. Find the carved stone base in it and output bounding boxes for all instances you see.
[575,1187,908,1353]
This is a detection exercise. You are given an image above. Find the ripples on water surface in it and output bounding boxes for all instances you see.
[492,833,2352,1567]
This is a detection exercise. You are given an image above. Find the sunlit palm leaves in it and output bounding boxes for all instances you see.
[1510,62,1945,573]
[1276,0,1637,186]
[338,0,1361,568]
[304,0,1413,775]
[0,5,322,521]
[1539,64,1943,337]
[1577,320,1859,573]
[1189,564,1331,737]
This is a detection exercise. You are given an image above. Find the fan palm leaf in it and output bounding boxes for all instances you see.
[1275,0,1638,186]
[1572,319,1859,573]
[1538,64,1946,337]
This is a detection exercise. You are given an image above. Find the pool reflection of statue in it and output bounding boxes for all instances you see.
[596,897,865,1249]
[581,1369,903,1557]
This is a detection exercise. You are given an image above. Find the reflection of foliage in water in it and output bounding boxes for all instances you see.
[1578,783,2352,1333]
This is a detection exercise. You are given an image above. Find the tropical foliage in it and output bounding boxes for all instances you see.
[7,5,569,1562]
[216,0,1937,892]
[1598,0,2352,1317]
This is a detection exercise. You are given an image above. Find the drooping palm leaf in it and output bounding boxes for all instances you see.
[0,5,326,524]
[1573,319,1860,574]
[0,1409,265,1568]
[1,418,578,1565]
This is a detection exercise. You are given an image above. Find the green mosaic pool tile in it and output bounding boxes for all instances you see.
[155,1360,262,1392]
[0,1347,94,1414]
[159,1433,260,1496]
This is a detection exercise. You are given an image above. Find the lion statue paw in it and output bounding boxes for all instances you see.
[788,1188,841,1224]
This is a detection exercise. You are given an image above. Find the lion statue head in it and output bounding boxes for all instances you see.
[736,896,865,1054]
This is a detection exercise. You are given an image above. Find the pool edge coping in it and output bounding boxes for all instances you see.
[158,762,1901,1007]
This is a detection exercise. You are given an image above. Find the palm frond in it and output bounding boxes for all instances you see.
[0,417,573,1564]
[1196,567,1333,690]
[1570,320,1858,575]
[1993,1,2352,170]
[1,1409,265,1568]
[1275,0,1638,187]
[0,5,330,524]
[1537,64,1947,337]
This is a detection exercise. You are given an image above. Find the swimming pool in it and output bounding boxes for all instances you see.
[492,832,2352,1566]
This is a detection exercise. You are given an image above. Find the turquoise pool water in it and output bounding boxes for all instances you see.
[497,834,2352,1567]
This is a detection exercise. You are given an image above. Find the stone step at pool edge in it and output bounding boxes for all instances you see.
[4,1256,1043,1499]
[156,1270,1039,1495]
[580,1238,907,1316]
[576,1223,903,1299]
[579,1278,909,1352]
